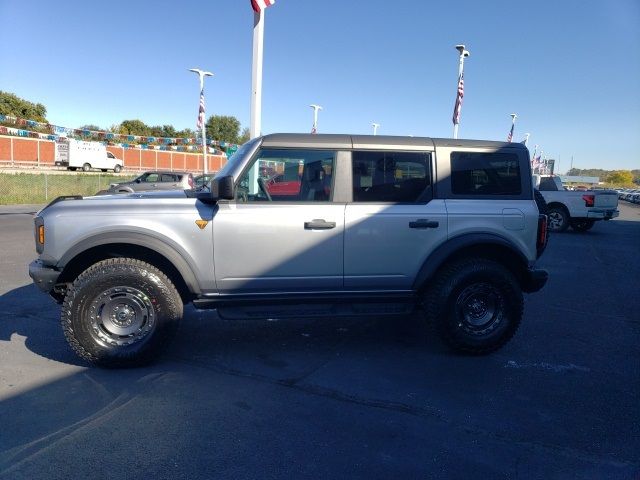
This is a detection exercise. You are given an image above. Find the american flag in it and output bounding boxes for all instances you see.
[452,73,464,125]
[196,89,205,130]
[251,0,275,13]
[507,123,514,142]
[311,126,317,134]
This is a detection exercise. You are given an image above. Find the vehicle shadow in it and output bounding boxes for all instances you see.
[0,283,438,373]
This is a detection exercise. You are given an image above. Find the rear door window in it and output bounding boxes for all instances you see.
[352,151,431,203]
[450,152,521,196]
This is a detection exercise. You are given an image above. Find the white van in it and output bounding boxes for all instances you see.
[55,139,123,173]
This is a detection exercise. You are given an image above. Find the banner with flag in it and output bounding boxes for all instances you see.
[452,73,464,125]
[251,0,275,13]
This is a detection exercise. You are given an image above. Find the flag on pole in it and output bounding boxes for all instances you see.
[311,126,317,134]
[196,89,205,130]
[452,73,464,125]
[507,123,514,142]
[251,0,275,13]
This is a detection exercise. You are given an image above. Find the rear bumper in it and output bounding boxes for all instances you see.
[28,260,60,293]
[587,209,619,220]
[522,268,548,293]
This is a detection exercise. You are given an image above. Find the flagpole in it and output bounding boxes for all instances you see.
[310,104,322,133]
[250,10,264,139]
[453,44,469,139]
[508,113,517,142]
[189,68,214,175]
[523,133,530,146]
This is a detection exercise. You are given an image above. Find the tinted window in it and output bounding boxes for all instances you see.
[160,174,179,182]
[451,152,521,195]
[142,173,159,182]
[352,151,430,202]
[539,177,558,191]
[236,149,335,202]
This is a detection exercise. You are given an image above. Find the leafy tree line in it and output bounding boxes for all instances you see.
[566,168,639,186]
[0,91,250,145]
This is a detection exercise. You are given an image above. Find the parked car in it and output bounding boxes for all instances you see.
[104,171,194,194]
[533,175,619,232]
[194,174,214,189]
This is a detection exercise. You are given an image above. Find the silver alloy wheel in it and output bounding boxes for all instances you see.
[455,283,503,336]
[88,286,156,346]
[548,211,564,230]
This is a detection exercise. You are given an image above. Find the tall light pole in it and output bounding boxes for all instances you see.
[189,68,214,174]
[452,44,470,139]
[310,104,322,134]
[372,123,380,135]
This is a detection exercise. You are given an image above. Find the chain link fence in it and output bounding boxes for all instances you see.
[0,171,137,205]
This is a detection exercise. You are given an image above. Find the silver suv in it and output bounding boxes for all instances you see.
[29,134,548,367]
[105,170,194,193]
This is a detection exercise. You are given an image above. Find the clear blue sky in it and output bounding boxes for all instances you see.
[1,0,638,171]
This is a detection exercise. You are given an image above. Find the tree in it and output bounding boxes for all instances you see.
[78,124,101,131]
[0,91,47,122]
[149,124,177,138]
[239,127,250,144]
[205,115,241,144]
[119,119,151,136]
[606,170,634,186]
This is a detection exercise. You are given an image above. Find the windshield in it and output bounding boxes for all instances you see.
[215,137,261,179]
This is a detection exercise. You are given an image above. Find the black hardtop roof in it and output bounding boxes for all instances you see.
[260,133,527,150]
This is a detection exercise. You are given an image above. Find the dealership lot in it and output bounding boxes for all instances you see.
[1,204,639,479]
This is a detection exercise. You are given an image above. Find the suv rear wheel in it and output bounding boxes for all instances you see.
[61,258,182,367]
[423,259,523,354]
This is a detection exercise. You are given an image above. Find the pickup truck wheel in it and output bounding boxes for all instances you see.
[82,163,91,172]
[114,164,122,173]
[547,205,569,232]
[422,259,523,355]
[570,218,595,232]
[61,258,182,367]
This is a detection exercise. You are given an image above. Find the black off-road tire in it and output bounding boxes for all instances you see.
[547,205,569,232]
[570,218,595,232]
[422,258,523,355]
[61,258,183,368]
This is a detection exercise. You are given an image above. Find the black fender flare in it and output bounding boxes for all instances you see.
[412,233,530,291]
[57,231,201,295]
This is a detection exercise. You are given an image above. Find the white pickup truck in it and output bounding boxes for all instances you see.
[533,175,619,232]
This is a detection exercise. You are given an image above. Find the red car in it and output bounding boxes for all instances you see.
[265,174,301,196]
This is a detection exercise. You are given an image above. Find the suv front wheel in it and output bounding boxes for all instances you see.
[423,258,523,354]
[61,258,182,367]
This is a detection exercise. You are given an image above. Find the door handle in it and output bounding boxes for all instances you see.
[409,219,439,229]
[304,219,336,230]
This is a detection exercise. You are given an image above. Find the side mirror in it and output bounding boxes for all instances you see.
[210,175,235,201]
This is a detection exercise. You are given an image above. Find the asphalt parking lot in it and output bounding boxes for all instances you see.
[1,203,639,479]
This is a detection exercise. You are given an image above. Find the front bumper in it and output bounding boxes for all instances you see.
[587,209,619,220]
[522,268,548,293]
[28,260,61,293]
